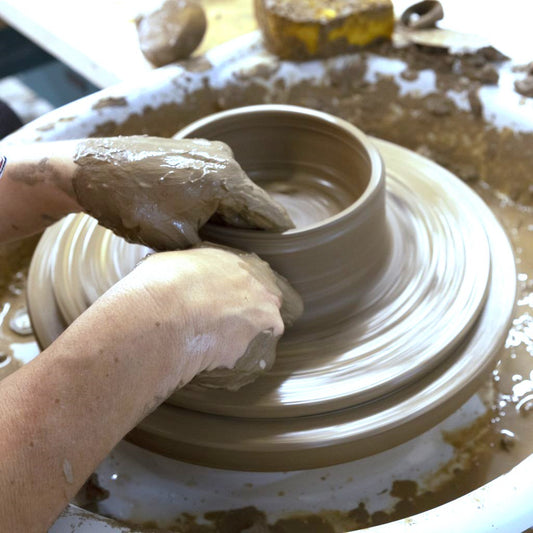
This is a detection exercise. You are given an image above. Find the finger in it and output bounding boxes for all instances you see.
[194,328,281,391]
[270,272,304,327]
[215,162,295,232]
[196,243,304,327]
[234,251,303,326]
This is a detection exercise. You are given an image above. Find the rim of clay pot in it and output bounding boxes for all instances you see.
[9,27,529,532]
[175,104,385,235]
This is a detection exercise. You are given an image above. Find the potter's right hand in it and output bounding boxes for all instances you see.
[108,246,302,391]
[72,136,294,250]
[0,137,294,248]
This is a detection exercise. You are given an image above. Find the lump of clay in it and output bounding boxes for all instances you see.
[191,243,304,391]
[72,136,294,251]
[136,0,207,67]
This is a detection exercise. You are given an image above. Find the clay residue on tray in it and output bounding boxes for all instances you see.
[304,42,530,205]
[474,185,533,477]
[75,474,110,513]
[122,412,499,531]
[0,236,40,381]
[515,76,533,97]
[72,136,294,250]
[132,414,501,532]
[136,0,207,67]
[91,97,128,110]
[512,62,533,97]
[90,92,216,138]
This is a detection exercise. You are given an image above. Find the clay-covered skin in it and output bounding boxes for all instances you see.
[72,136,294,250]
[136,0,207,67]
[192,243,303,391]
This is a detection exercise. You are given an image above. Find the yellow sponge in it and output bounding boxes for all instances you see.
[255,0,394,60]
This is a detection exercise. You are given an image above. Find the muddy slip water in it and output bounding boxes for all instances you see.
[0,237,40,384]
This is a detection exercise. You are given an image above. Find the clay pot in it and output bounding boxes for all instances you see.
[175,105,388,327]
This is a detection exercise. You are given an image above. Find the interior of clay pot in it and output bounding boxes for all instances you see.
[176,105,388,326]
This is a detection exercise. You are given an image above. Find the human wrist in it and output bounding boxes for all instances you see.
[98,266,190,391]
[2,141,81,212]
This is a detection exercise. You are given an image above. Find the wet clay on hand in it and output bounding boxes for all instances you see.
[191,243,303,391]
[72,137,294,250]
[136,0,207,66]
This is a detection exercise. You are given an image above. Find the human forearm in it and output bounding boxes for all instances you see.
[0,248,296,532]
[0,141,82,242]
[0,135,293,248]
[0,271,182,532]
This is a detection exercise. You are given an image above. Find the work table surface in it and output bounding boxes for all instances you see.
[0,0,530,89]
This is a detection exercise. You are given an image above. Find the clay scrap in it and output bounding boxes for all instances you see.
[136,0,207,67]
[514,63,533,97]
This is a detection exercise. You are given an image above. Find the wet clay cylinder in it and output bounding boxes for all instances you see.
[175,105,388,327]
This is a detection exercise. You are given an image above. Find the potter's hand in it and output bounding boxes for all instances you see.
[0,246,301,532]
[0,137,293,247]
[72,136,294,250]
[122,246,302,389]
[188,243,303,390]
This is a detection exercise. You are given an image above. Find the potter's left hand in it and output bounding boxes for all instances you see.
[0,244,301,533]
[73,136,294,249]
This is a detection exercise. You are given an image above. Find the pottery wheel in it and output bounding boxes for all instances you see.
[27,139,515,471]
